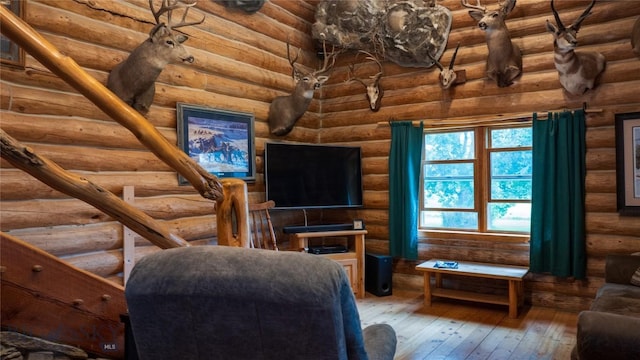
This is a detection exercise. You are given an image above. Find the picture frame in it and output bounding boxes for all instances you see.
[1,0,25,68]
[615,112,640,216]
[177,103,255,184]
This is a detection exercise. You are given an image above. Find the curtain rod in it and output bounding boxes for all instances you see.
[377,103,603,127]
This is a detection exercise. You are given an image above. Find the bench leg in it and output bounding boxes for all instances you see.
[435,273,442,288]
[423,273,432,306]
[517,280,524,306]
[508,280,519,318]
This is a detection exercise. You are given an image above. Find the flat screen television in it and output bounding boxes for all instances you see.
[265,142,363,210]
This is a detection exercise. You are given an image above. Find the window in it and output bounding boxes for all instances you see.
[419,126,532,233]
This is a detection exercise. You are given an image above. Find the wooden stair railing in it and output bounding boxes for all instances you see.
[0,5,251,249]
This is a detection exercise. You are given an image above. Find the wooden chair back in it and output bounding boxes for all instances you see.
[248,200,278,250]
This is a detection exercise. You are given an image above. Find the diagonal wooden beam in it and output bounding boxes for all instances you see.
[1,129,189,249]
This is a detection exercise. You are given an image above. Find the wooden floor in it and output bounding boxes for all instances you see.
[356,290,578,360]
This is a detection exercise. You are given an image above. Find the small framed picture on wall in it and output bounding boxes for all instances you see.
[177,103,256,184]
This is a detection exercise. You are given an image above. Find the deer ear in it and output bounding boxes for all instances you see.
[176,34,188,44]
[317,76,329,85]
[546,20,558,34]
[149,24,170,40]
[469,10,484,22]
[502,0,517,16]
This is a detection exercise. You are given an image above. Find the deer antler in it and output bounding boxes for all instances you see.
[448,42,460,70]
[347,63,367,86]
[550,0,565,30]
[285,38,302,79]
[427,42,461,71]
[149,0,204,29]
[461,0,486,12]
[569,0,596,31]
[313,39,339,76]
[348,50,383,84]
[285,38,339,80]
[426,51,444,71]
[363,50,384,81]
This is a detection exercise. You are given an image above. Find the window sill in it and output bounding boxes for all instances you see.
[419,229,530,243]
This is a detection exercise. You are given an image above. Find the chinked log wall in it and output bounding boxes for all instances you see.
[0,0,639,310]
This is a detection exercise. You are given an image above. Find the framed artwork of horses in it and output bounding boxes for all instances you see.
[177,103,255,184]
[615,111,640,216]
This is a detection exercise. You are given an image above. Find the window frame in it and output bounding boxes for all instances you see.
[419,124,532,237]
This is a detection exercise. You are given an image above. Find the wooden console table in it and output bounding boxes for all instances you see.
[290,230,367,298]
[415,259,529,318]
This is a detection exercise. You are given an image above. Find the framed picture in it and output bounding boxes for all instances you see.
[615,112,640,216]
[177,103,255,184]
[1,0,25,67]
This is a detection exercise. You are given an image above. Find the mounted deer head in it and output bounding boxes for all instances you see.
[427,42,461,89]
[632,16,640,56]
[462,0,522,87]
[107,0,204,115]
[268,39,339,136]
[347,51,384,112]
[546,0,606,95]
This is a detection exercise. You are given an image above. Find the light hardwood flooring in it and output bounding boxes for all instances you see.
[356,290,578,360]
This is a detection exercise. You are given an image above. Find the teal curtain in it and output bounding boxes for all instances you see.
[389,121,424,260]
[530,110,586,279]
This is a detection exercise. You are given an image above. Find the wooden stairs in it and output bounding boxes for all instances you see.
[1,232,127,359]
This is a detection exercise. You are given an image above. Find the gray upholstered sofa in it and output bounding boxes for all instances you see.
[125,246,397,360]
[571,254,640,360]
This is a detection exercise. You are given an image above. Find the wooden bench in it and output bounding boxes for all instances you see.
[415,259,529,318]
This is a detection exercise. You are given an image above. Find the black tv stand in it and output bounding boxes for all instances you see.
[283,223,353,234]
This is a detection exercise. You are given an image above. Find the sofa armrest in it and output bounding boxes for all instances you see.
[574,311,640,360]
[604,254,640,284]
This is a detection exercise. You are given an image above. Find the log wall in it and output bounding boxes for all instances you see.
[318,0,640,311]
[0,0,320,284]
[1,0,639,310]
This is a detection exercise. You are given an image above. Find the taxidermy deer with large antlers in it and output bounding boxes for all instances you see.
[462,0,522,87]
[268,40,339,136]
[427,42,461,89]
[107,0,204,115]
[347,51,384,112]
[546,0,605,96]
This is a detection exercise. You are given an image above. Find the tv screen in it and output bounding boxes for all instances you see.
[265,142,363,209]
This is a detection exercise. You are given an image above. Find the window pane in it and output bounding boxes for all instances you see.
[491,179,532,200]
[487,203,531,232]
[490,150,532,200]
[424,131,475,161]
[491,127,532,148]
[421,211,478,230]
[424,163,474,208]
